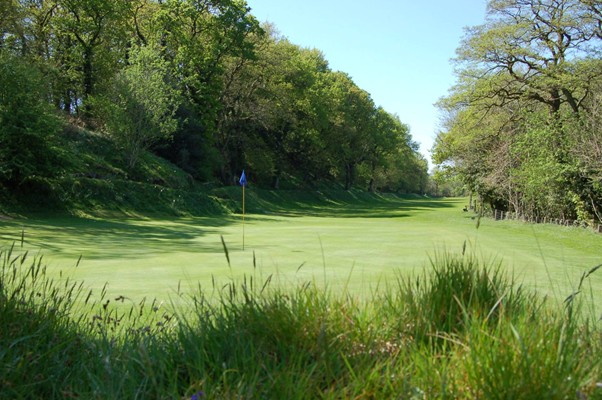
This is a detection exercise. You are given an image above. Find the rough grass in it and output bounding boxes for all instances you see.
[1,243,600,399]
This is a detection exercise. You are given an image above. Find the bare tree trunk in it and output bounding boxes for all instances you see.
[344,163,355,190]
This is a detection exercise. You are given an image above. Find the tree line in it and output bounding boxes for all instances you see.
[0,0,428,194]
[433,0,602,225]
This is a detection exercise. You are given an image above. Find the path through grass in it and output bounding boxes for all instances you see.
[1,193,601,307]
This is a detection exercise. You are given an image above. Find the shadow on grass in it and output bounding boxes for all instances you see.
[0,215,238,260]
[0,195,465,263]
[250,196,462,219]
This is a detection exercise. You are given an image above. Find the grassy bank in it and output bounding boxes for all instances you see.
[1,242,600,399]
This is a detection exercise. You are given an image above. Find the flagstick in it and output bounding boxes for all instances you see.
[242,183,245,251]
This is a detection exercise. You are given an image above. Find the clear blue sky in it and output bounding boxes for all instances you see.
[244,0,488,167]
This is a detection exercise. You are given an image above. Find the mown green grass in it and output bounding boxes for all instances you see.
[1,191,601,309]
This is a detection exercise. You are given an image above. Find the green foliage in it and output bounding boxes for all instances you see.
[570,191,594,226]
[1,0,430,196]
[204,23,429,190]
[93,44,179,172]
[0,119,232,215]
[434,0,602,221]
[358,109,428,193]
[508,113,575,219]
[430,166,466,196]
[0,53,64,188]
[157,103,222,181]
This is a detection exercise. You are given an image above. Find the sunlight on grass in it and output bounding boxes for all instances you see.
[2,242,600,398]
[1,194,601,310]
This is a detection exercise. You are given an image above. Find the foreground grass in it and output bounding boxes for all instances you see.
[1,243,601,399]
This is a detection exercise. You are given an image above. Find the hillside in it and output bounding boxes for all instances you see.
[2,121,422,218]
[0,122,228,216]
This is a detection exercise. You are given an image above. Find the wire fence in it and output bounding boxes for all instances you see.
[485,208,602,233]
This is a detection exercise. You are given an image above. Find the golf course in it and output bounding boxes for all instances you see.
[3,0,602,394]
[3,191,602,398]
[2,191,601,307]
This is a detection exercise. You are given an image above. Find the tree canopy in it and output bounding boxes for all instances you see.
[434,0,602,224]
[0,0,427,194]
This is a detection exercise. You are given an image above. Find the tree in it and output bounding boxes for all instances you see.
[456,0,601,115]
[0,53,63,187]
[359,108,426,193]
[319,71,377,190]
[151,0,262,183]
[53,0,127,115]
[0,0,24,52]
[566,79,602,222]
[94,44,179,172]
[1,0,427,194]
[435,0,602,220]
[580,0,602,39]
[243,38,330,188]
[211,25,333,187]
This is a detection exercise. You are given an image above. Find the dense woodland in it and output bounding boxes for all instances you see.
[0,0,430,201]
[433,0,602,225]
[4,0,602,223]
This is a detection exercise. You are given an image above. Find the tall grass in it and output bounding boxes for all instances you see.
[0,244,90,398]
[387,252,538,347]
[1,242,601,398]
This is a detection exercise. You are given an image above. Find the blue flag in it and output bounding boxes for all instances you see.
[239,170,247,186]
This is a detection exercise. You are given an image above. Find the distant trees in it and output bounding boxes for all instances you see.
[434,0,602,223]
[212,28,428,190]
[1,0,428,193]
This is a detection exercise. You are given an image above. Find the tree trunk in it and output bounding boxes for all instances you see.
[220,163,232,186]
[368,161,376,192]
[83,46,94,100]
[368,177,375,193]
[344,163,355,190]
[63,89,72,114]
[272,171,281,190]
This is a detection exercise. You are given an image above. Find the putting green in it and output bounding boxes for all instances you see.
[1,196,601,309]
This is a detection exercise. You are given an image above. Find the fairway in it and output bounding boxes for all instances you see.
[1,195,601,307]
